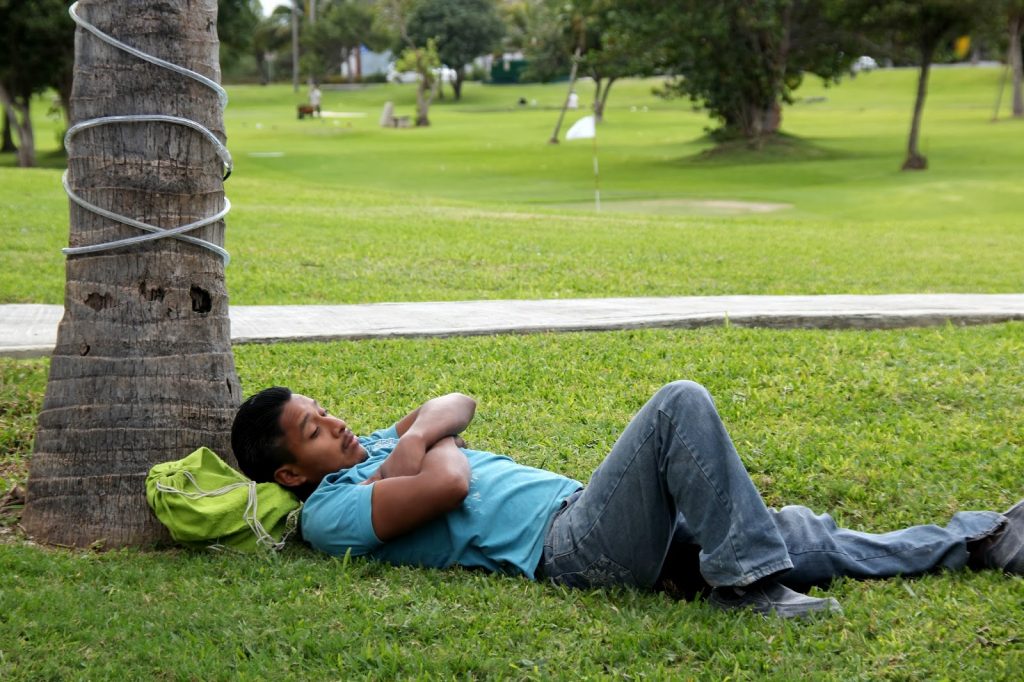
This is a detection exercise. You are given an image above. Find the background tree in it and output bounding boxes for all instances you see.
[1002,0,1024,116]
[394,38,442,124]
[571,0,659,122]
[302,0,384,84]
[1007,1,1024,115]
[218,0,262,72]
[407,0,505,100]
[518,0,575,83]
[973,0,1024,119]
[851,0,989,170]
[23,0,241,548]
[252,5,294,84]
[615,0,860,143]
[380,0,439,125]
[0,0,74,167]
[1,114,15,153]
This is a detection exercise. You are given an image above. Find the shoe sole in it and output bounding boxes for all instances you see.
[708,594,843,619]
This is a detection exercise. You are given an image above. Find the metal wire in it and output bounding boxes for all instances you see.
[62,2,232,264]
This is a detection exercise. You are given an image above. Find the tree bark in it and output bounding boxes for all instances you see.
[903,42,934,171]
[414,51,435,126]
[291,0,300,93]
[1,104,15,153]
[759,102,781,136]
[592,76,603,123]
[1010,13,1023,117]
[595,77,616,123]
[727,100,780,142]
[415,77,431,126]
[23,0,241,549]
[453,69,463,101]
[0,83,35,167]
[549,46,582,144]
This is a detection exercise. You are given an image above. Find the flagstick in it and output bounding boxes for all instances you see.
[592,133,600,212]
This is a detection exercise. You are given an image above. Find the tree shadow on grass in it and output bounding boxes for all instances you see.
[676,132,874,167]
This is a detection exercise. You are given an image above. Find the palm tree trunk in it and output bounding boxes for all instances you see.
[903,42,934,171]
[23,0,240,548]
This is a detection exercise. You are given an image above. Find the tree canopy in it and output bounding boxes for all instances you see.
[615,0,860,141]
[252,5,293,85]
[302,0,385,84]
[218,0,262,70]
[0,0,74,167]
[847,0,990,168]
[407,0,505,99]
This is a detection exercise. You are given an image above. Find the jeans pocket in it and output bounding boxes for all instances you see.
[548,555,636,589]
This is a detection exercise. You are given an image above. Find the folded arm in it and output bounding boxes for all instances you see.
[372,393,476,481]
[364,436,471,541]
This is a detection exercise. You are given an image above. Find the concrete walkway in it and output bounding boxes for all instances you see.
[3,294,1023,358]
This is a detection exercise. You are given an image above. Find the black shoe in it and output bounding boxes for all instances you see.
[708,582,843,619]
[976,499,1024,575]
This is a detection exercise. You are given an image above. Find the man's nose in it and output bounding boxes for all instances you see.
[327,415,346,434]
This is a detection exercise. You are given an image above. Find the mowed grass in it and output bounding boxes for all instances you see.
[2,67,1023,304]
[2,67,1023,678]
[2,323,1024,678]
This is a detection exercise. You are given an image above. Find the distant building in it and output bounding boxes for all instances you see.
[340,46,394,82]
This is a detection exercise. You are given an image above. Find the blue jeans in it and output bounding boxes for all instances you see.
[540,381,1004,590]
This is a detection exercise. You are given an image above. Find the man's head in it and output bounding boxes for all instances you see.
[232,387,368,492]
[232,386,294,484]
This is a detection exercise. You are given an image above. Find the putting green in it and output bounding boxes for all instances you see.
[550,198,792,215]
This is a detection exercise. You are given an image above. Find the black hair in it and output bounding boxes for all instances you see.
[231,386,294,483]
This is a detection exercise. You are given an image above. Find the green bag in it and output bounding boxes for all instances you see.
[145,447,301,552]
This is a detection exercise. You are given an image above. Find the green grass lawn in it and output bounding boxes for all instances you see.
[2,323,1023,678]
[2,67,1023,304]
[2,67,1023,678]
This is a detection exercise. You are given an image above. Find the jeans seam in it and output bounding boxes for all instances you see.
[548,424,654,561]
[663,407,758,579]
[662,408,732,510]
[789,544,953,561]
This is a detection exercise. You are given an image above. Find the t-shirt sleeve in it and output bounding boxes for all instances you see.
[362,422,399,444]
[301,481,382,557]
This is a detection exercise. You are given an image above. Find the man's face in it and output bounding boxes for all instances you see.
[275,393,368,487]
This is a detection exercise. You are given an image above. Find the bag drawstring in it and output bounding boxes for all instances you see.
[155,472,299,551]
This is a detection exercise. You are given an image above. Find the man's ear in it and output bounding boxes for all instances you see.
[274,464,306,488]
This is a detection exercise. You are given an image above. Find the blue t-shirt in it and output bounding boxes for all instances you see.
[300,424,582,579]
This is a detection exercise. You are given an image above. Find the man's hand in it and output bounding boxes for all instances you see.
[365,436,471,541]
[375,393,475,481]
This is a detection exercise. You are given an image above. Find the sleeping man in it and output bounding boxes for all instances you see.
[231,381,1023,619]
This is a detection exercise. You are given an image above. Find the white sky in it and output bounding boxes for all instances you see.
[259,0,287,16]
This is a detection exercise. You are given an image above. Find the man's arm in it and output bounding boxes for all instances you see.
[373,393,476,481]
[393,392,475,439]
[365,436,471,541]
